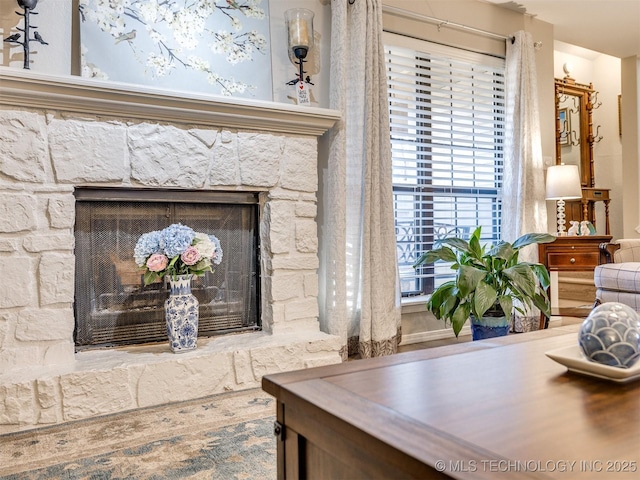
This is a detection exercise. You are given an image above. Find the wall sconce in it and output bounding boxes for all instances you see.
[545,164,583,236]
[2,0,48,70]
[285,8,314,87]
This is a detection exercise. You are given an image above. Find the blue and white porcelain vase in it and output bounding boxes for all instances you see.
[165,274,199,353]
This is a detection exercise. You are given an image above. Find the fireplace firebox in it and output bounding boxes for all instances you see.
[74,187,261,349]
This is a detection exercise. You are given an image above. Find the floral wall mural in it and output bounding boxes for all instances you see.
[79,0,272,99]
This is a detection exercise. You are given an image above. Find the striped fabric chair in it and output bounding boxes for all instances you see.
[594,239,640,312]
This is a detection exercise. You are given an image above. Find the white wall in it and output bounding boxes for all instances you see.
[620,56,640,238]
[270,0,331,107]
[0,0,72,74]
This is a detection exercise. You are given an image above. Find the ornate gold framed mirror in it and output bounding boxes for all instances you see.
[554,77,610,235]
[555,77,596,187]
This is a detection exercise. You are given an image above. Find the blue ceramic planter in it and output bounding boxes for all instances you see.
[470,314,509,341]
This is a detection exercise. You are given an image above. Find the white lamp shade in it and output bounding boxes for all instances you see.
[545,164,582,200]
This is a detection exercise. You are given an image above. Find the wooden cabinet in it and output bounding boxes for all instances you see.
[539,235,611,271]
[538,235,611,322]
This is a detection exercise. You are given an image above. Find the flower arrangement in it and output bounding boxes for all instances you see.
[134,223,223,286]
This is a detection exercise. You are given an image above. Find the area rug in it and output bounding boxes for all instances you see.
[0,388,276,479]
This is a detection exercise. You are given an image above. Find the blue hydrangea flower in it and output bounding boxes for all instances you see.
[160,223,195,258]
[133,230,161,266]
[209,234,224,265]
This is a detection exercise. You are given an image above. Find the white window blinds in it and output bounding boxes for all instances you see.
[384,32,506,297]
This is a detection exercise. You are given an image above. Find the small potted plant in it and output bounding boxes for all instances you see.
[414,227,555,340]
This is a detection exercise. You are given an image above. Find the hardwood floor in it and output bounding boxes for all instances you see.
[396,313,585,354]
[397,334,472,353]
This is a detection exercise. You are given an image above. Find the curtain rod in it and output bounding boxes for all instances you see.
[381,5,513,43]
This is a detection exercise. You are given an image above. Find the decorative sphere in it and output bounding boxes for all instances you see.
[579,302,640,368]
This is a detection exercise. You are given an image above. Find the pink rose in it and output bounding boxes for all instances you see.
[146,253,168,272]
[180,246,201,266]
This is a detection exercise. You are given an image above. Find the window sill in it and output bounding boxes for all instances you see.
[401,295,430,314]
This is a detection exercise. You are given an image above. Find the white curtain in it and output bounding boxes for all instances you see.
[503,31,548,331]
[318,0,401,360]
[502,30,548,258]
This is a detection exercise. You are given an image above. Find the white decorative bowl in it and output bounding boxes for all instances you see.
[578,302,640,368]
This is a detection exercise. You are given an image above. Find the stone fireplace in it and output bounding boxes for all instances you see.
[0,69,342,433]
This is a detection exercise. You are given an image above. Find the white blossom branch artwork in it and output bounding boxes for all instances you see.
[79,0,272,99]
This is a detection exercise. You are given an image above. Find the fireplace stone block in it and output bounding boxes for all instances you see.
[0,110,48,183]
[39,254,75,304]
[47,196,76,229]
[15,309,74,341]
[1,194,38,232]
[1,257,34,308]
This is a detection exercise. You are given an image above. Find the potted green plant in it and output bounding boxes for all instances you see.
[414,227,555,340]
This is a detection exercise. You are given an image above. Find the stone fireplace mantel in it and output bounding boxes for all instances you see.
[0,67,340,136]
[0,67,343,433]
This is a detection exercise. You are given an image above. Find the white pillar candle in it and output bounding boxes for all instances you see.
[285,8,314,50]
[289,18,309,48]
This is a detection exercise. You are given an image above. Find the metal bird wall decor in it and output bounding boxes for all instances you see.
[3,0,48,69]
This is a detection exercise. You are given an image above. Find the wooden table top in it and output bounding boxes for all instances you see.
[263,326,640,479]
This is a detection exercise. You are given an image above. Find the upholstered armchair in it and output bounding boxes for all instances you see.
[594,239,640,311]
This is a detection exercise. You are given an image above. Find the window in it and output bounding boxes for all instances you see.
[384,33,505,297]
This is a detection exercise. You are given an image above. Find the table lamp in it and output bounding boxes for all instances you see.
[545,164,583,236]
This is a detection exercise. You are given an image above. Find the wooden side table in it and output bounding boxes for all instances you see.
[538,235,612,327]
[564,187,611,236]
[581,187,611,235]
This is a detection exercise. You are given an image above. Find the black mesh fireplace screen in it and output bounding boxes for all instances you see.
[74,188,260,350]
